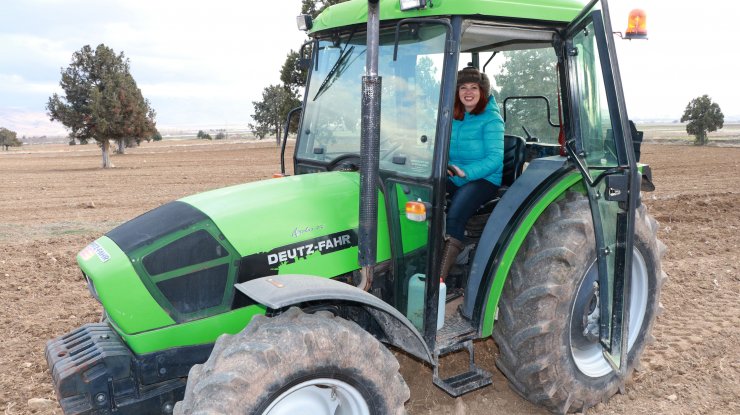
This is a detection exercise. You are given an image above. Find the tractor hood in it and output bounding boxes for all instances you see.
[77,172,391,338]
[181,171,374,257]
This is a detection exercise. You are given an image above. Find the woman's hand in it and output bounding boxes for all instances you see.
[447,164,466,178]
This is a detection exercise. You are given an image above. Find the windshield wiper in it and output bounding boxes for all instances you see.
[312,45,355,101]
[312,30,359,101]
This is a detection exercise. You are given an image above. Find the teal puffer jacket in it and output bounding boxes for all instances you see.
[449,96,505,187]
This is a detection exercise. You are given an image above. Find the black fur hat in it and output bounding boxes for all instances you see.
[457,66,490,95]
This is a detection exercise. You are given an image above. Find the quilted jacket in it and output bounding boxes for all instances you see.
[449,96,505,187]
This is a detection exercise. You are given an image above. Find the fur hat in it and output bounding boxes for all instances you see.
[457,67,490,95]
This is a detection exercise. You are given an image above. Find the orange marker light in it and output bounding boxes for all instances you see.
[405,200,427,222]
[625,9,647,39]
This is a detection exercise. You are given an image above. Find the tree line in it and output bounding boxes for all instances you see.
[45,0,724,170]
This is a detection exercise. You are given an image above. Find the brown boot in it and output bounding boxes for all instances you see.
[440,236,464,282]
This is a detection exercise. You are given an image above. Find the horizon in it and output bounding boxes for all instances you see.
[14,120,740,145]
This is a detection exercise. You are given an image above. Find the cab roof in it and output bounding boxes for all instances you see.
[311,0,588,33]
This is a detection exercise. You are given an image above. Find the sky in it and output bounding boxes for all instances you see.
[1,0,739,138]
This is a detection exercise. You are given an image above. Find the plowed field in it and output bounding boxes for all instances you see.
[1,139,737,414]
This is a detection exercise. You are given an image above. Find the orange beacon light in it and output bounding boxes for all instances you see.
[625,8,647,40]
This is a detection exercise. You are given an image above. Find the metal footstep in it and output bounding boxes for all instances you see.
[433,340,493,397]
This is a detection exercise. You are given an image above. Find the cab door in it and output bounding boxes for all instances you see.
[564,0,640,372]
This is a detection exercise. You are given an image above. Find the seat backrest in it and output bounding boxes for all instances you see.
[501,134,527,187]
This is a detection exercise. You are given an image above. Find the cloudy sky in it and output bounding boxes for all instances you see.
[1,0,738,137]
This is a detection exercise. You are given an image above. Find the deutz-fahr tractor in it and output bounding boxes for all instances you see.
[46,0,664,414]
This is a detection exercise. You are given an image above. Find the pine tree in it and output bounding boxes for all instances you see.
[47,44,157,167]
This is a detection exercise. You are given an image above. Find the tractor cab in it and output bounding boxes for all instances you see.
[290,0,639,379]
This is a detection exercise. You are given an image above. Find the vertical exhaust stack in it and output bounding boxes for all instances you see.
[358,0,382,290]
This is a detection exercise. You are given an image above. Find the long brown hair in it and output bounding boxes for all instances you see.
[453,87,489,121]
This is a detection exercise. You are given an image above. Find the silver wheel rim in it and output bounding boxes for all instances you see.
[571,248,649,378]
[263,378,370,415]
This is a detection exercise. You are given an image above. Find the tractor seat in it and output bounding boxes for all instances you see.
[473,134,527,217]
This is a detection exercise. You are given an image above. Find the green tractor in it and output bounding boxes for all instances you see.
[46,0,664,414]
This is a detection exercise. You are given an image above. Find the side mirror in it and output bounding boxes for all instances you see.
[298,40,314,71]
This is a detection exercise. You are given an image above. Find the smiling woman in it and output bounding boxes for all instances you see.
[441,66,504,282]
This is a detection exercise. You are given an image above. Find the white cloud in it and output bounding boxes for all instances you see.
[0,33,71,66]
[0,74,60,95]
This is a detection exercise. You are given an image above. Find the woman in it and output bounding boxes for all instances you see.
[440,67,504,282]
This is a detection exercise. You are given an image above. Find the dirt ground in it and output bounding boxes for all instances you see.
[0,139,737,414]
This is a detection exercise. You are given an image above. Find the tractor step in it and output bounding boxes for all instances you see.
[433,366,493,397]
[437,298,476,355]
[432,340,493,397]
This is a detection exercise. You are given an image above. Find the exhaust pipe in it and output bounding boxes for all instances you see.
[358,0,381,291]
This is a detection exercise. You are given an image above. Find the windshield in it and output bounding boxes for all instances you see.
[297,25,447,178]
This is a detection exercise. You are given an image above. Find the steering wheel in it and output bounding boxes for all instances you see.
[326,153,361,172]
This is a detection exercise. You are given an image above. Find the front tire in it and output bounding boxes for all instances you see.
[492,192,666,414]
[174,307,409,415]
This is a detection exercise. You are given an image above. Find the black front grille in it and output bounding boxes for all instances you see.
[45,324,186,415]
[47,324,133,409]
[157,264,229,314]
[143,229,228,276]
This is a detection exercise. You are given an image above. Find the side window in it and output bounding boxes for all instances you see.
[488,48,561,145]
[571,22,618,167]
[566,9,637,368]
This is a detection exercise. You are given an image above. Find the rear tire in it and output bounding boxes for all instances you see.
[174,307,409,415]
[492,192,666,414]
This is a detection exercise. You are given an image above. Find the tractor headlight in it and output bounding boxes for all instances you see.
[84,272,101,303]
[400,0,428,11]
[296,14,313,31]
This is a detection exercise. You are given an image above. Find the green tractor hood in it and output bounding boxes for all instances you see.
[77,172,391,345]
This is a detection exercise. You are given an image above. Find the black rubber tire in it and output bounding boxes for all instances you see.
[492,191,666,414]
[173,307,409,415]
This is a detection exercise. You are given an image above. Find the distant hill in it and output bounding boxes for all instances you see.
[0,108,67,140]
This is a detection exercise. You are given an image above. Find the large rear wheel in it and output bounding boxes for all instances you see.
[493,192,666,414]
[174,307,409,415]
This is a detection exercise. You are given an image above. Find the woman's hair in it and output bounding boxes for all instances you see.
[453,86,489,120]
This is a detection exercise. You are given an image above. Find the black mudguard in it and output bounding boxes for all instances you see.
[236,274,434,364]
[461,157,573,322]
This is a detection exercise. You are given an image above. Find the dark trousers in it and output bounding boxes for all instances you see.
[446,178,499,241]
